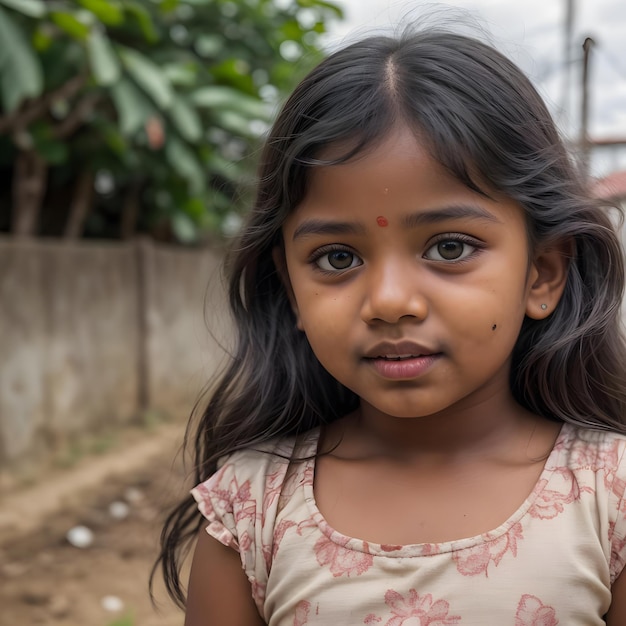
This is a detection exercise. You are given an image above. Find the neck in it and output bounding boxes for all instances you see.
[334,390,555,465]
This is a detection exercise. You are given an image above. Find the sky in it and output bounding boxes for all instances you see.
[322,0,626,177]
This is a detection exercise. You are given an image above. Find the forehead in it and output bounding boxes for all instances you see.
[298,130,465,211]
[283,128,527,239]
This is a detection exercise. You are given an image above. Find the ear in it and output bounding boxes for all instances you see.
[272,246,303,330]
[525,239,572,320]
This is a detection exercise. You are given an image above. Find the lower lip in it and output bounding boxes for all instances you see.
[367,355,440,380]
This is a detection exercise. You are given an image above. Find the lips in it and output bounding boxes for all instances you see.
[363,340,437,360]
[363,341,441,380]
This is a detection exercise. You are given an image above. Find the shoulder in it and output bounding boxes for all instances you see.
[556,424,626,583]
[555,422,626,474]
[191,429,319,523]
[189,429,319,606]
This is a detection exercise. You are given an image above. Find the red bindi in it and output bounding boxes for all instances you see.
[376,216,388,227]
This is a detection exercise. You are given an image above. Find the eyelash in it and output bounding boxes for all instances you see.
[309,245,362,274]
[423,233,483,264]
[308,234,483,274]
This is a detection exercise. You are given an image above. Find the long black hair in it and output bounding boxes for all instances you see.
[153,29,626,607]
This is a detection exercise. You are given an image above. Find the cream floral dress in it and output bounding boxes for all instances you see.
[192,424,626,625]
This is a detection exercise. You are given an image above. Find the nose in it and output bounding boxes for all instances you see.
[360,258,428,324]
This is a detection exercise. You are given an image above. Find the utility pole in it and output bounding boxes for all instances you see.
[580,36,595,178]
[561,0,575,126]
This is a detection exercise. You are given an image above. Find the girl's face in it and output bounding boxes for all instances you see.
[280,127,545,421]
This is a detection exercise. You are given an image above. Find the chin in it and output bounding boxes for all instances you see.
[368,402,437,420]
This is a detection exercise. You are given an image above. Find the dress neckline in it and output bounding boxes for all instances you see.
[298,422,571,557]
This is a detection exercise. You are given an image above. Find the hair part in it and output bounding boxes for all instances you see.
[153,28,626,607]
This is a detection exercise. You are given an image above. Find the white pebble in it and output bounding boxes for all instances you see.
[101,595,124,612]
[108,500,130,520]
[123,487,144,503]
[66,525,94,548]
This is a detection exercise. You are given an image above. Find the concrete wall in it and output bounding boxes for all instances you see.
[0,237,227,473]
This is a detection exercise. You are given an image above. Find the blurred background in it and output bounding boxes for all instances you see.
[0,1,624,625]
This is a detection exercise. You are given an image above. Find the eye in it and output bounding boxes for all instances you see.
[314,248,362,272]
[424,237,477,262]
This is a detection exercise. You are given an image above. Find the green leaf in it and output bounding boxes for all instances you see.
[119,46,173,109]
[190,86,268,120]
[101,123,128,156]
[110,78,155,135]
[213,110,255,137]
[51,11,90,40]
[78,0,123,25]
[124,2,158,43]
[171,212,197,243]
[165,136,205,195]
[206,152,242,183]
[183,196,205,220]
[31,123,69,164]
[0,0,46,18]
[162,63,197,87]
[281,20,304,41]
[32,27,54,51]
[297,0,344,18]
[0,6,43,112]
[168,94,202,143]
[159,0,178,12]
[87,29,120,86]
[193,34,222,58]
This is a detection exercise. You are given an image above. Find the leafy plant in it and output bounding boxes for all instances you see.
[0,0,343,242]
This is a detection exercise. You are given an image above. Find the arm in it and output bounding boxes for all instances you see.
[606,569,626,625]
[185,529,266,626]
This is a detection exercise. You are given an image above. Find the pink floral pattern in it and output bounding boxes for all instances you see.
[528,468,585,519]
[453,523,523,576]
[191,425,626,624]
[314,533,374,577]
[293,600,311,626]
[364,590,461,625]
[514,594,558,625]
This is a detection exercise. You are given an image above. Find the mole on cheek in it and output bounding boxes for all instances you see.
[376,216,388,227]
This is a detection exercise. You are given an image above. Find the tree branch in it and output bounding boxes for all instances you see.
[53,93,101,139]
[64,170,94,239]
[0,74,86,135]
[11,150,47,237]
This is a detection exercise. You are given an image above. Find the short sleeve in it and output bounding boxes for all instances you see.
[608,436,626,583]
[190,440,297,612]
[191,460,242,550]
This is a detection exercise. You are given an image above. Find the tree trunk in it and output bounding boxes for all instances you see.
[120,180,141,240]
[63,170,94,239]
[11,150,47,237]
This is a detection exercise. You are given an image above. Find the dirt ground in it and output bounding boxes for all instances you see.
[0,423,194,626]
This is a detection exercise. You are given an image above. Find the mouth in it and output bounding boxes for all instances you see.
[363,341,441,380]
[373,354,429,361]
[363,340,438,360]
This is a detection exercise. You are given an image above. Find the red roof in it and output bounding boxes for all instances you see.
[593,170,626,200]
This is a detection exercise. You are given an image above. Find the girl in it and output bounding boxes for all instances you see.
[155,30,626,624]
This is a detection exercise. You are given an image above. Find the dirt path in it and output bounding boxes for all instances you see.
[0,423,192,626]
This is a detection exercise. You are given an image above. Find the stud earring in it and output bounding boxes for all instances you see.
[540,304,548,310]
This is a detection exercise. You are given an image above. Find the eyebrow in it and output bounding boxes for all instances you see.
[291,204,500,241]
[402,204,501,228]
[292,219,366,241]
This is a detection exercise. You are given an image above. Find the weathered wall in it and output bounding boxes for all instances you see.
[0,237,226,473]
[143,240,230,416]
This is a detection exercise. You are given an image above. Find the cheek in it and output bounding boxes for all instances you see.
[295,293,355,346]
[444,285,526,345]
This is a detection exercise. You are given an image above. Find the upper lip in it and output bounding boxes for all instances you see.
[363,340,439,359]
